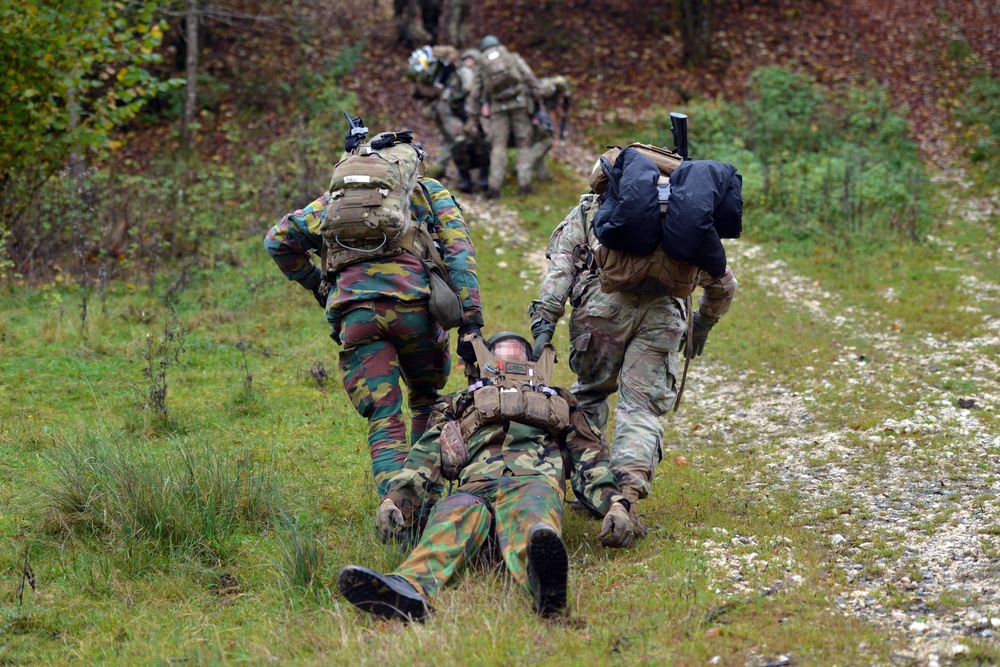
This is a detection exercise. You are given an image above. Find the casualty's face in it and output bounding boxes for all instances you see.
[492,338,530,362]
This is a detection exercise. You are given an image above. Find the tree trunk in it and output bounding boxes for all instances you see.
[678,0,713,65]
[180,0,200,156]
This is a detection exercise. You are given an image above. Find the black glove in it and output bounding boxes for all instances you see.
[311,284,327,310]
[456,322,482,365]
[530,318,556,360]
[687,312,715,358]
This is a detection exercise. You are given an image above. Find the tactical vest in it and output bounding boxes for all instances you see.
[457,337,571,444]
[320,135,439,275]
[578,194,701,298]
[481,45,524,103]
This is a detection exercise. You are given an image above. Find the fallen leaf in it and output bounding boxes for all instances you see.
[674,456,688,467]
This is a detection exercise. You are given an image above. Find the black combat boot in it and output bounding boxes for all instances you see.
[525,523,568,618]
[337,565,430,622]
[457,169,474,193]
[477,167,490,192]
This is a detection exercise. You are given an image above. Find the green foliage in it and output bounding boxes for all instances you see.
[954,73,1000,183]
[42,431,280,563]
[649,67,931,256]
[0,0,181,195]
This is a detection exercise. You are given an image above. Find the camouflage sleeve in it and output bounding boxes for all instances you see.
[513,52,542,99]
[385,414,446,525]
[422,178,484,326]
[556,387,625,518]
[528,202,586,324]
[696,265,738,324]
[467,69,484,119]
[263,194,326,290]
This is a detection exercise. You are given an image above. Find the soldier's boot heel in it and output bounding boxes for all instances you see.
[336,565,429,623]
[526,523,568,618]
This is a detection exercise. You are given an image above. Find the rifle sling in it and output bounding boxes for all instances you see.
[673,295,694,413]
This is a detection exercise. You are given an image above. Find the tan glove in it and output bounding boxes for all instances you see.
[376,497,405,540]
[599,501,634,548]
[463,118,480,137]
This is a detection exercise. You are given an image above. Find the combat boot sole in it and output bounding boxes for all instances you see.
[526,523,569,618]
[337,565,429,622]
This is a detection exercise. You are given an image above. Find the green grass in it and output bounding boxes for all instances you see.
[3,139,998,664]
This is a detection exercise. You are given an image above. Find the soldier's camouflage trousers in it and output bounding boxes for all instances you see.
[434,101,466,171]
[525,124,554,181]
[568,291,687,499]
[485,107,533,191]
[391,475,564,597]
[339,300,451,497]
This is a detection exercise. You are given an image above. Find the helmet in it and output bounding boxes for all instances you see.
[485,331,531,361]
[461,48,482,64]
[480,35,500,51]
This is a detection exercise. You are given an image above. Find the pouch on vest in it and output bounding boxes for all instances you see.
[424,259,464,330]
[438,418,469,481]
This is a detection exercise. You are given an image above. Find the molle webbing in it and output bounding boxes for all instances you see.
[458,337,570,440]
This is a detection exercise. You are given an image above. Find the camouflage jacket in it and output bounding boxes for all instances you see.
[467,48,540,116]
[264,178,484,333]
[529,194,738,325]
[386,386,626,523]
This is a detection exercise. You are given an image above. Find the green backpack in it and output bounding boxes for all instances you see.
[320,133,426,273]
[319,131,465,330]
[481,44,524,101]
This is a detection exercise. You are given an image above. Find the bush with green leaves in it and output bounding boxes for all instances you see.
[649,67,930,255]
[954,73,1000,184]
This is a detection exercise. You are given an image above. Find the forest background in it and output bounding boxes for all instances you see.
[1,0,999,665]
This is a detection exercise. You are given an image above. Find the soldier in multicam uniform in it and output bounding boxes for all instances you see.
[528,170,738,534]
[336,332,635,622]
[465,35,541,198]
[523,73,571,183]
[264,172,484,499]
[413,45,469,183]
[445,0,471,48]
[451,48,491,193]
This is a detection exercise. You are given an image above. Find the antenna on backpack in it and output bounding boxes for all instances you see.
[344,113,369,152]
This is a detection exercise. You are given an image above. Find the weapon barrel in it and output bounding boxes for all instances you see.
[669,111,689,160]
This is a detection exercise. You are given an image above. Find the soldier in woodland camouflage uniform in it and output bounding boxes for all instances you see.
[336,333,635,622]
[465,35,541,198]
[528,184,738,534]
[264,176,484,498]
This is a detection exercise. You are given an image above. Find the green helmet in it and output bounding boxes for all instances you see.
[480,35,500,51]
[485,331,531,359]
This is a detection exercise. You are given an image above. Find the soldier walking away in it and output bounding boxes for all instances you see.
[336,332,634,622]
[451,48,490,193]
[465,35,540,198]
[445,0,471,48]
[395,0,439,48]
[528,141,742,535]
[264,120,485,499]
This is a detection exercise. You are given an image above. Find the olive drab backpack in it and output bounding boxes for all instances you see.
[578,143,701,298]
[320,132,431,273]
[481,44,524,102]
